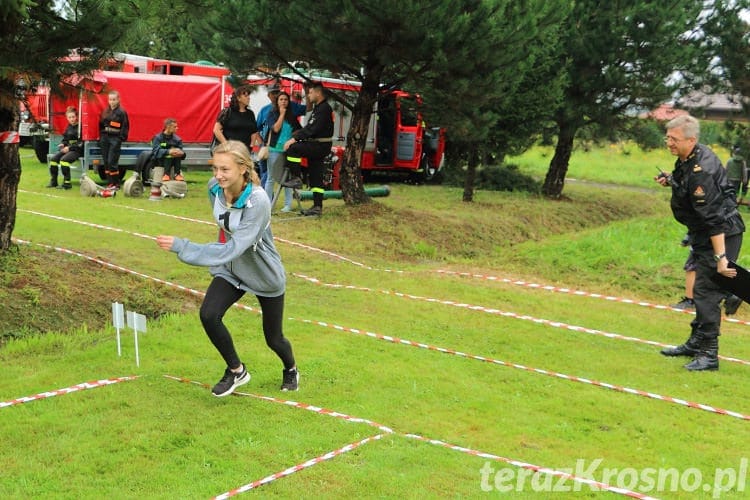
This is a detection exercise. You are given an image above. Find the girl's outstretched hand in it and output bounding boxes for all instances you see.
[156,235,174,251]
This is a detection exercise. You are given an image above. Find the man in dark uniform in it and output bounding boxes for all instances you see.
[281,82,333,216]
[152,117,186,181]
[656,115,745,371]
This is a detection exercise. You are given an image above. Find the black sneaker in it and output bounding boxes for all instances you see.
[670,297,695,310]
[725,295,743,316]
[281,367,299,391]
[45,180,58,188]
[57,183,72,190]
[211,364,250,397]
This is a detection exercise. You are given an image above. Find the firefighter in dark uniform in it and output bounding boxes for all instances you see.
[657,115,744,371]
[281,82,333,216]
[47,106,82,190]
[152,117,186,181]
[99,90,130,189]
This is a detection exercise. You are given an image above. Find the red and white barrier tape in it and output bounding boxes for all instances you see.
[18,210,156,241]
[436,270,750,327]
[0,131,20,143]
[293,273,750,367]
[213,434,385,498]
[13,238,255,312]
[402,434,656,499]
[14,238,750,422]
[290,316,750,421]
[167,374,655,499]
[0,376,138,409]
[16,209,749,351]
[164,375,395,433]
[16,199,745,326]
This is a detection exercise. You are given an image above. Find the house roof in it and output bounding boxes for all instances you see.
[677,91,747,113]
[640,104,689,121]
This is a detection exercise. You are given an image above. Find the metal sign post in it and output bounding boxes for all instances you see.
[112,302,125,356]
[125,310,147,367]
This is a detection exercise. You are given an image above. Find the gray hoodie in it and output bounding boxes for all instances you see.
[169,177,286,297]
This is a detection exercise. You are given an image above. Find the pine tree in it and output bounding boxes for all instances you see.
[542,0,709,198]
[0,0,129,252]
[209,0,552,204]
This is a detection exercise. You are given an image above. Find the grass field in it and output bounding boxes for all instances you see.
[2,144,750,498]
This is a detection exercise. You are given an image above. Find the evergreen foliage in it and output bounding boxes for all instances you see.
[542,1,711,198]
[0,0,130,252]
[206,0,558,204]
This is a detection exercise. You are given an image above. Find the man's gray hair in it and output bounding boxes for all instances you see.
[666,115,700,140]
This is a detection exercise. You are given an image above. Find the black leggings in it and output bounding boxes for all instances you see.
[199,276,295,371]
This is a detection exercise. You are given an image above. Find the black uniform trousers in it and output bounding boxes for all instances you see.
[49,150,81,182]
[692,232,743,339]
[285,141,330,207]
[100,134,124,181]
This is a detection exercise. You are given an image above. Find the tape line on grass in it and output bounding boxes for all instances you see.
[16,201,750,327]
[166,374,656,500]
[292,272,750,367]
[13,238,750,423]
[213,433,385,499]
[0,376,138,408]
[16,209,750,362]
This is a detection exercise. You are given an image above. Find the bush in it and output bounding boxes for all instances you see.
[700,121,725,145]
[443,162,541,193]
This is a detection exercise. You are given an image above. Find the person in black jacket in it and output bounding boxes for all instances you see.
[656,115,745,371]
[47,106,82,190]
[212,85,261,153]
[281,82,334,216]
[99,90,130,189]
[152,118,186,181]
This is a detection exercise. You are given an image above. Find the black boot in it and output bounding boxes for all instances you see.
[281,164,303,188]
[281,176,303,189]
[302,192,323,216]
[301,205,322,216]
[684,337,719,371]
[58,166,72,190]
[660,329,701,357]
[46,164,59,187]
[724,294,743,316]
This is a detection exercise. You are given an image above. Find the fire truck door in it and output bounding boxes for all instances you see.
[392,95,421,169]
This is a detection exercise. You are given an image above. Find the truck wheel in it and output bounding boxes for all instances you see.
[410,154,438,184]
[423,155,439,182]
[32,136,48,163]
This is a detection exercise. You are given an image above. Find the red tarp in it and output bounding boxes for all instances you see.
[52,71,230,142]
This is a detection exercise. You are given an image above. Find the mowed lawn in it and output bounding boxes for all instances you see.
[2,147,750,498]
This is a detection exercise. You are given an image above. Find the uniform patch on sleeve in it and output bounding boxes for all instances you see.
[693,165,702,172]
[693,185,706,203]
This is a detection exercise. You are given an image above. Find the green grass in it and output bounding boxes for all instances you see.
[508,140,732,188]
[2,145,750,498]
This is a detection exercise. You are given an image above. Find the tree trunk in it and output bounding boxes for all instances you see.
[542,122,578,199]
[0,105,20,252]
[339,72,381,206]
[463,143,479,202]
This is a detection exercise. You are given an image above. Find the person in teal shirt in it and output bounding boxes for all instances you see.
[265,91,302,211]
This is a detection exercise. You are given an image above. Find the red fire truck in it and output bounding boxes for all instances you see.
[246,71,446,187]
[20,53,231,167]
[17,81,49,150]
[46,69,232,180]
[24,54,446,187]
